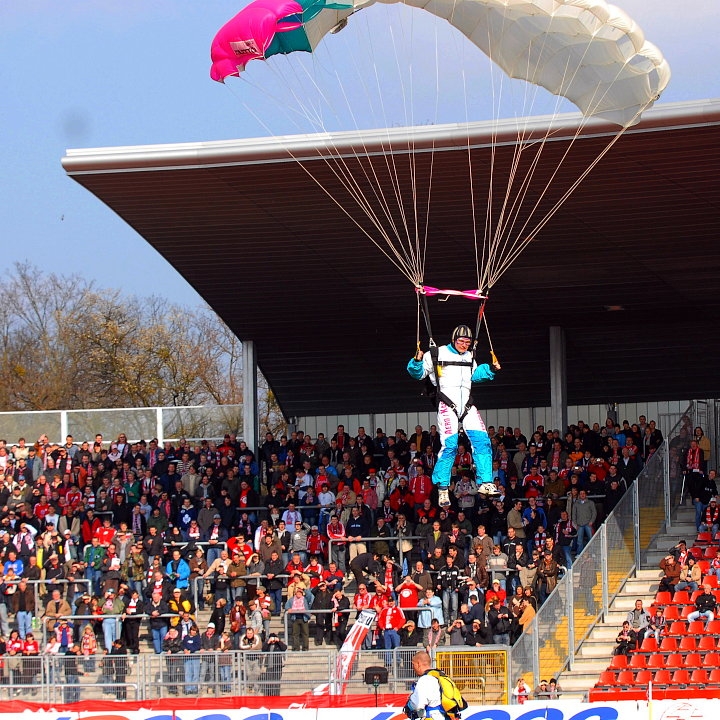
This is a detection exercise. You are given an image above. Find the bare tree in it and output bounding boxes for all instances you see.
[0,263,283,428]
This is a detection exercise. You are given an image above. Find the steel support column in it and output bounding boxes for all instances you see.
[549,326,568,433]
[242,340,259,450]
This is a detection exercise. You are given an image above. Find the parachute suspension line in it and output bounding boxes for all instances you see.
[239,69,423,282]
[254,36,426,286]
[240,24,425,286]
[416,287,436,348]
[488,108,643,288]
[483,29,650,290]
[482,310,498,366]
[479,5,622,291]
[480,6,523,294]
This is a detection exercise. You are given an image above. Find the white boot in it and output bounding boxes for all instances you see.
[438,487,450,507]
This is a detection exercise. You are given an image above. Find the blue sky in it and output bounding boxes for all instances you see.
[1,0,717,307]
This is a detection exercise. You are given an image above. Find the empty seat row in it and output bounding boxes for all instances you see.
[609,651,720,671]
[596,667,720,688]
[694,531,720,545]
[654,585,720,606]
[646,605,720,623]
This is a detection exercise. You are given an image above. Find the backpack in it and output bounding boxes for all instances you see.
[427,669,468,718]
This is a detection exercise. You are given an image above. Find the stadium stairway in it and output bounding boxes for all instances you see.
[555,504,697,698]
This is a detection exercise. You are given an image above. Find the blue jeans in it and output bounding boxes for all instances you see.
[694,500,705,530]
[85,568,102,595]
[269,587,283,616]
[560,544,573,569]
[16,610,33,639]
[383,629,400,665]
[576,525,593,553]
[220,663,232,692]
[442,589,459,622]
[102,616,119,651]
[151,625,167,654]
[184,655,200,693]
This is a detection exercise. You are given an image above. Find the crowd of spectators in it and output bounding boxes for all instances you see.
[0,417,667,689]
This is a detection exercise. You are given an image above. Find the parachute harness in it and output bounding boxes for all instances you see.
[415,284,496,424]
[415,284,496,362]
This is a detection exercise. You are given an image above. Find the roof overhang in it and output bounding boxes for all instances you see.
[63,99,720,417]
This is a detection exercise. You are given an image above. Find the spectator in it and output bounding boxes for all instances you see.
[570,490,596,553]
[675,556,702,592]
[487,597,511,645]
[614,621,637,656]
[687,583,718,624]
[658,554,681,594]
[626,599,651,637]
[260,632,287,696]
[285,586,312,652]
[645,607,667,643]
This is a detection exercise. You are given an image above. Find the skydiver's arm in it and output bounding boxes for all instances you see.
[407,352,433,381]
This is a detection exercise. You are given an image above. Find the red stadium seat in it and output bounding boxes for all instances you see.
[668,621,686,636]
[634,670,653,687]
[707,668,720,686]
[609,654,628,670]
[615,670,635,687]
[647,654,666,670]
[671,668,690,686]
[704,546,718,559]
[690,589,703,603]
[704,651,720,667]
[689,546,703,560]
[671,590,691,605]
[639,636,658,653]
[707,619,720,635]
[687,620,706,635]
[679,636,697,652]
[654,591,672,606]
[705,574,718,588]
[684,652,702,668]
[681,605,695,619]
[653,669,672,686]
[698,635,717,651]
[659,636,678,652]
[690,668,708,685]
[629,653,647,669]
[699,560,711,574]
[696,532,712,544]
[665,653,684,669]
[662,605,680,621]
[596,671,617,687]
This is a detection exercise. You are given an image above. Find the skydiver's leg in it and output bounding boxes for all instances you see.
[432,402,459,488]
[464,408,492,486]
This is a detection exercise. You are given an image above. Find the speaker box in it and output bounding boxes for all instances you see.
[364,666,389,685]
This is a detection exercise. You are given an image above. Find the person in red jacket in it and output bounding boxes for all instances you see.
[377,597,406,661]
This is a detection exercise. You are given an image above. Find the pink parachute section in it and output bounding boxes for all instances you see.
[211,0,304,82]
[418,285,487,301]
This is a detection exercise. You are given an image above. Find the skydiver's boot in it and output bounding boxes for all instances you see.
[438,487,451,508]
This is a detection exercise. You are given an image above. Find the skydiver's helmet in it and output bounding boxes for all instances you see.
[451,325,473,346]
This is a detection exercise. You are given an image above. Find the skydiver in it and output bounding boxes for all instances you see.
[407,325,501,508]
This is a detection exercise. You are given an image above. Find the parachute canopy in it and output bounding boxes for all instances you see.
[211,0,670,127]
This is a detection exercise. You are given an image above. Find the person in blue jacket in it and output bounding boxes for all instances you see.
[408,325,500,508]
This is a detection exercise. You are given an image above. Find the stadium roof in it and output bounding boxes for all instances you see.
[62,100,720,418]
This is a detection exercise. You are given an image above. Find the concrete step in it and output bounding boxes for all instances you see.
[635,568,663,581]
[618,581,658,597]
